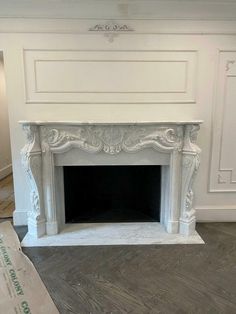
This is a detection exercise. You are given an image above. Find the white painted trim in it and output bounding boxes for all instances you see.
[196,206,236,222]
[23,49,197,105]
[13,209,28,226]
[0,164,12,180]
[208,50,236,193]
[14,207,236,226]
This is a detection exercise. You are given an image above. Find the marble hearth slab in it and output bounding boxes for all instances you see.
[21,223,204,247]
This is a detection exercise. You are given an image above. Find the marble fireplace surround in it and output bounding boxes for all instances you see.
[20,120,202,243]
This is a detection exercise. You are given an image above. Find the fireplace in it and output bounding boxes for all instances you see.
[64,165,161,223]
[20,121,202,241]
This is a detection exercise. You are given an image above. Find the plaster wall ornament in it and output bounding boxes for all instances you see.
[226,60,235,71]
[218,173,227,184]
[21,121,202,238]
[89,21,134,42]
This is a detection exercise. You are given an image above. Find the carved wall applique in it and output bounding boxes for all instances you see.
[89,23,133,32]
[226,60,235,71]
[89,21,134,42]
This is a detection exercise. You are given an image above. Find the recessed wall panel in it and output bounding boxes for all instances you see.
[24,49,197,104]
[210,51,236,192]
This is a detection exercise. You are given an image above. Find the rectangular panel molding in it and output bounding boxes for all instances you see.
[24,49,197,104]
[209,51,236,192]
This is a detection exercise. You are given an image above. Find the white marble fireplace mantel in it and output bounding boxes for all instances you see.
[20,120,202,241]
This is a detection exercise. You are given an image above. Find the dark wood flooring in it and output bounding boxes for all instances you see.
[0,174,14,218]
[15,223,236,314]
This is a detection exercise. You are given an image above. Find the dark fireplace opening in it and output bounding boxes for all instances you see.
[63,166,161,223]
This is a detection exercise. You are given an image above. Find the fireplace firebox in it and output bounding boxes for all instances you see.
[64,165,161,223]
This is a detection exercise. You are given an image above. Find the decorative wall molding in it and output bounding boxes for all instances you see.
[89,22,133,32]
[1,18,236,35]
[23,49,197,104]
[226,60,235,72]
[21,121,202,238]
[209,51,236,192]
[89,21,134,42]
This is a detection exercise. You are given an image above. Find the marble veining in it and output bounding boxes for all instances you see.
[19,120,203,126]
[21,222,204,247]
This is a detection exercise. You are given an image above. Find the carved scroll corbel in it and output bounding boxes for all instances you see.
[180,125,201,233]
[21,125,45,237]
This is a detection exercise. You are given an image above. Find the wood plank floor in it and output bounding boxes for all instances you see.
[0,174,14,219]
[15,223,236,314]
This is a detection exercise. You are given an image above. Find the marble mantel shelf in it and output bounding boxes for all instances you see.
[20,119,202,240]
[19,120,203,126]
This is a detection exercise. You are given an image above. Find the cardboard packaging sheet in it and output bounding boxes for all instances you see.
[0,221,59,314]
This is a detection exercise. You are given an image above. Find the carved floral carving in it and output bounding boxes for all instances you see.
[41,125,183,154]
[21,125,45,233]
[226,60,235,72]
[181,125,201,222]
[89,23,133,32]
[89,21,134,42]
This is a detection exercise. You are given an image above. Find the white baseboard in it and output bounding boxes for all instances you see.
[0,164,12,180]
[13,210,28,226]
[12,207,236,226]
[196,206,236,222]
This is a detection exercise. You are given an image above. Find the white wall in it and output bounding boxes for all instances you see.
[0,54,12,179]
[0,0,235,224]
